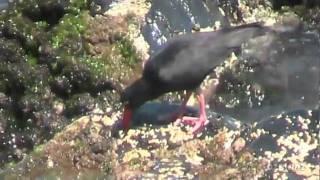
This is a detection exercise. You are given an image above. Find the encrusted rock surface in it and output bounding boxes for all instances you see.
[0,0,319,179]
[0,104,264,179]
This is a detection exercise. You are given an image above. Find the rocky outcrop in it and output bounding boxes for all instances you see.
[0,0,131,167]
[0,0,319,179]
[1,103,318,179]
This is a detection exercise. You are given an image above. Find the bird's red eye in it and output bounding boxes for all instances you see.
[122,105,133,130]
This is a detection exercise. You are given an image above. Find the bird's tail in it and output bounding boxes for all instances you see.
[221,22,271,48]
[222,21,300,49]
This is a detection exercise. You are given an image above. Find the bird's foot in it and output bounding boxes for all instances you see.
[167,110,188,125]
[177,116,209,135]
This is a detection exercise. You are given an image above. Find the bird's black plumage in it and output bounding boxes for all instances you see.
[121,22,272,109]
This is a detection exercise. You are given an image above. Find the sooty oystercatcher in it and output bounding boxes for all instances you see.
[120,22,273,134]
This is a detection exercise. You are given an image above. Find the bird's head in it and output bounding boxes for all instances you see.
[120,78,154,130]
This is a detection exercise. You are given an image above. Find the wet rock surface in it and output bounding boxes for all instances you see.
[248,109,319,179]
[0,103,262,179]
[0,0,319,179]
[2,103,318,179]
[0,0,128,167]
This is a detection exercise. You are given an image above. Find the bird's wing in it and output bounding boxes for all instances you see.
[145,23,270,86]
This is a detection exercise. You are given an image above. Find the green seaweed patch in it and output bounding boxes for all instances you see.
[26,54,37,66]
[6,0,35,13]
[99,37,142,84]
[8,0,88,14]
[68,0,89,13]
[73,138,87,149]
[34,21,49,29]
[4,161,17,169]
[50,12,88,51]
[79,55,106,78]
[76,34,143,87]
[32,144,46,156]
[4,14,43,54]
[116,38,141,68]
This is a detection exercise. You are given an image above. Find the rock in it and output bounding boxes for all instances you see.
[0,0,118,168]
[1,0,319,179]
[142,0,227,52]
[121,102,241,132]
[0,92,11,109]
[0,38,24,63]
[0,104,261,179]
[269,0,320,10]
[64,93,96,117]
[232,137,246,153]
[89,0,113,16]
[21,2,65,26]
[248,109,319,179]
[84,0,152,87]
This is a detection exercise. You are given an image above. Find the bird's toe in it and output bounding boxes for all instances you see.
[191,118,208,135]
[180,116,199,126]
[176,116,209,135]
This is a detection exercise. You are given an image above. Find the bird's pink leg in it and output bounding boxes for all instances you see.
[180,93,209,134]
[169,91,192,123]
[142,60,147,69]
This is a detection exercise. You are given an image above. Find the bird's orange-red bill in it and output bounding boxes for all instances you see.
[122,105,133,130]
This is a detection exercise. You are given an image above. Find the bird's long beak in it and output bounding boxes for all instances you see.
[122,104,133,130]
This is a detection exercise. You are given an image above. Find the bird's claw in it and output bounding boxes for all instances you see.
[176,116,209,135]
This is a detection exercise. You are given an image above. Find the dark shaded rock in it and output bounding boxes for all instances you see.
[7,0,87,15]
[270,0,320,10]
[64,93,96,117]
[143,0,228,53]
[305,147,320,165]
[249,109,319,154]
[0,17,43,56]
[62,66,93,93]
[0,0,118,168]
[34,109,68,136]
[91,79,116,95]
[0,38,24,63]
[50,63,116,98]
[213,0,244,22]
[0,62,27,99]
[0,92,11,109]
[50,76,73,98]
[22,2,66,27]
[247,109,319,179]
[89,0,113,16]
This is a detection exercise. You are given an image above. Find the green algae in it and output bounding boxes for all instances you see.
[0,0,122,169]
[50,12,88,51]
[26,54,37,66]
[4,15,41,55]
[116,37,141,68]
[68,0,89,13]
[32,144,45,156]
[103,37,142,81]
[78,55,106,78]
[9,0,88,13]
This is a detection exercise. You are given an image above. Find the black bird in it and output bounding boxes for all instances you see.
[120,22,273,134]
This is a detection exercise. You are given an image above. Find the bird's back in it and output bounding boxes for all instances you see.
[143,22,271,91]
